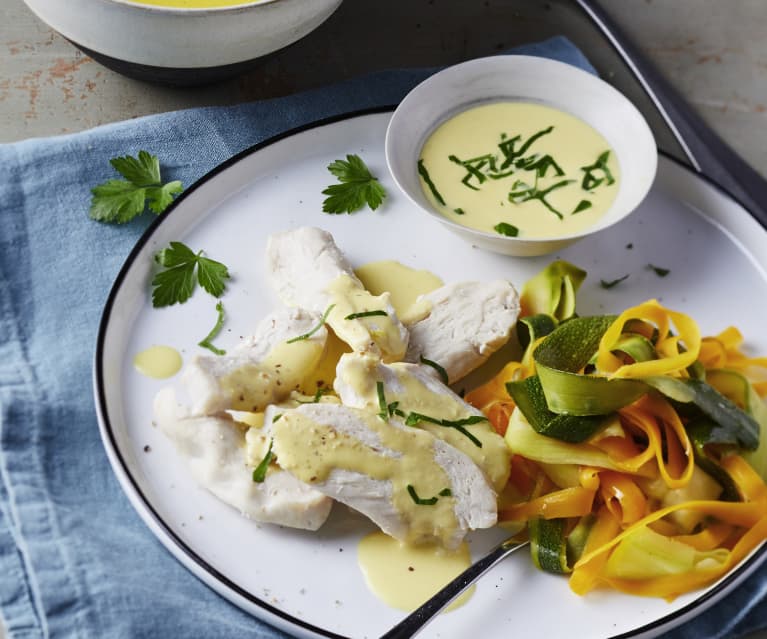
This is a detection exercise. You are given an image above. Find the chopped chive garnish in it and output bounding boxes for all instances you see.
[198,301,227,355]
[252,439,274,483]
[286,304,335,343]
[417,159,446,205]
[344,310,388,320]
[572,199,592,215]
[404,412,485,447]
[419,355,449,384]
[647,264,670,277]
[313,388,329,403]
[407,484,439,506]
[387,401,406,418]
[509,178,573,220]
[494,222,519,237]
[272,413,283,423]
[453,207,465,215]
[580,150,615,191]
[438,488,453,497]
[376,381,388,421]
[600,274,629,289]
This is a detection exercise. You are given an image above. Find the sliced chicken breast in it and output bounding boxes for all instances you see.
[153,388,332,531]
[182,307,327,416]
[334,352,510,492]
[404,280,520,383]
[270,403,497,549]
[265,226,409,361]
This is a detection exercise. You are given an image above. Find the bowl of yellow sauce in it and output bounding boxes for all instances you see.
[22,0,343,85]
[385,55,657,257]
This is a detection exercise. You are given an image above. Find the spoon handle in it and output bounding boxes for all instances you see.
[379,539,528,639]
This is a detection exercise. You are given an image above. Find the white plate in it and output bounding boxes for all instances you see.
[94,110,767,639]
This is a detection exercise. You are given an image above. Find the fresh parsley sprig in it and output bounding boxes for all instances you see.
[322,154,386,214]
[151,241,230,308]
[90,150,182,223]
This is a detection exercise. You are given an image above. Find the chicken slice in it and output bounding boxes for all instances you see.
[265,226,409,361]
[404,280,520,383]
[334,352,510,492]
[153,388,332,531]
[182,307,327,416]
[270,403,497,549]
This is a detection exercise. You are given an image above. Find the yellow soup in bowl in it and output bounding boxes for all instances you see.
[417,101,620,239]
[124,0,266,8]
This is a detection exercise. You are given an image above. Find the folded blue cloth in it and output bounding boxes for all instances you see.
[0,35,765,639]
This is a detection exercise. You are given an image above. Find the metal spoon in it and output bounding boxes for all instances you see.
[379,538,529,639]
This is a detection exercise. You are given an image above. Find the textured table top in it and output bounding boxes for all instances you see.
[2,0,767,637]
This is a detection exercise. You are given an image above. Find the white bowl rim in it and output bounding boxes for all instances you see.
[385,54,658,247]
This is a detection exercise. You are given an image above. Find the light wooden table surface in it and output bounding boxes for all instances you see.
[2,0,767,637]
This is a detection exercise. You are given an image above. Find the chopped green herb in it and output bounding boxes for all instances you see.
[407,484,439,506]
[89,150,183,223]
[308,388,326,403]
[498,126,554,170]
[286,304,335,344]
[453,207,466,215]
[344,310,388,320]
[509,177,574,220]
[151,241,230,308]
[376,381,388,421]
[322,154,386,214]
[417,159,446,206]
[419,355,449,384]
[572,199,592,215]
[580,150,615,191]
[404,412,485,447]
[449,153,494,190]
[198,301,227,355]
[600,274,630,289]
[438,488,453,497]
[387,401,406,418]
[494,222,519,237]
[272,413,283,423]
[647,264,670,277]
[252,439,274,483]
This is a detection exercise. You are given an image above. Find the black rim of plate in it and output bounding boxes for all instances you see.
[93,106,767,639]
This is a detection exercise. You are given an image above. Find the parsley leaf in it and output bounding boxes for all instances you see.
[151,241,230,307]
[90,150,182,223]
[322,154,387,214]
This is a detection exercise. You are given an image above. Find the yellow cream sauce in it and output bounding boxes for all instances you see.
[271,407,460,547]
[220,336,325,412]
[124,0,264,8]
[354,260,443,321]
[133,345,182,379]
[418,101,620,238]
[335,354,510,492]
[324,274,407,362]
[357,531,474,612]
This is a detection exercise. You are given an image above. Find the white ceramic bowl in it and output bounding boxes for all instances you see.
[22,0,343,85]
[385,55,658,257]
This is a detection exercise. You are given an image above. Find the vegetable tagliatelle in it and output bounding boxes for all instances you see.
[467,261,767,601]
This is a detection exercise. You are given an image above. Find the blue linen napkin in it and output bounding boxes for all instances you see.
[0,35,765,639]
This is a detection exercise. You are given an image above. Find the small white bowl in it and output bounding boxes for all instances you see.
[385,55,657,257]
[23,0,343,85]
